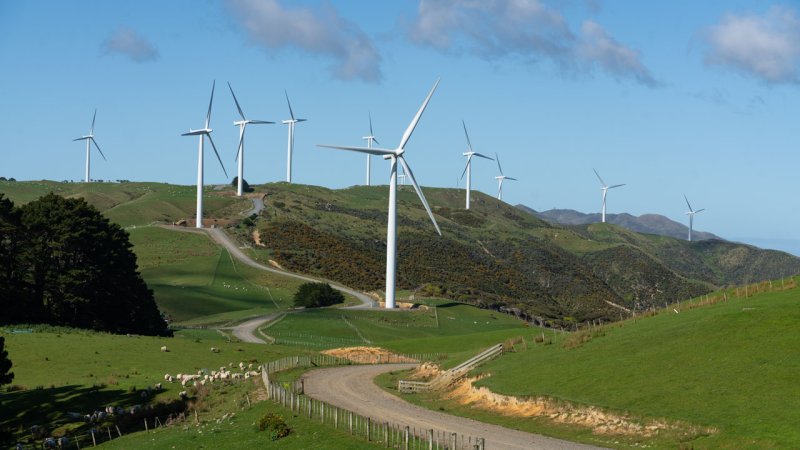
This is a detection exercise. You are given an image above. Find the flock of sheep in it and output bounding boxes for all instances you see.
[164,358,263,398]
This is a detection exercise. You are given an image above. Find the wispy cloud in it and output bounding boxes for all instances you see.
[408,0,658,87]
[102,27,159,63]
[703,6,800,84]
[227,0,381,83]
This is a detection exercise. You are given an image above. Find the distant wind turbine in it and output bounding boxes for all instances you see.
[684,195,705,242]
[182,81,228,229]
[593,169,625,223]
[73,109,106,183]
[398,165,407,186]
[282,91,306,183]
[363,113,379,185]
[493,152,517,200]
[319,79,442,309]
[460,121,493,209]
[228,82,274,196]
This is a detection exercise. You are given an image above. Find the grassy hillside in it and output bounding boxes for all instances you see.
[445,280,800,448]
[243,183,800,326]
[0,180,249,226]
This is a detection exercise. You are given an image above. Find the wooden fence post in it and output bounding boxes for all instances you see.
[404,426,410,450]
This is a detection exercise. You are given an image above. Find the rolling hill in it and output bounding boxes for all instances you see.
[518,205,721,241]
[3,180,798,328]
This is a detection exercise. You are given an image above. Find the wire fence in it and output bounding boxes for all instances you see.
[262,354,485,450]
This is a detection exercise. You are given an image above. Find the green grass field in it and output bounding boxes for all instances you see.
[378,283,800,449]
[128,227,300,325]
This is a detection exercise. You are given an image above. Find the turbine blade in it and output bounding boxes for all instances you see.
[92,138,107,161]
[398,156,441,236]
[369,112,374,136]
[90,109,97,134]
[473,152,493,160]
[460,157,470,180]
[205,80,215,129]
[609,183,625,189]
[506,176,518,181]
[182,130,205,136]
[398,78,440,150]
[593,168,606,187]
[73,137,89,141]
[285,90,295,120]
[317,144,396,156]
[695,208,705,213]
[495,152,504,175]
[373,137,380,145]
[296,118,307,123]
[227,82,246,121]
[249,120,275,124]
[684,194,693,212]
[206,134,228,178]
[462,120,473,152]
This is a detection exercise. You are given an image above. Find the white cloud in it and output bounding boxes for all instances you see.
[408,0,657,87]
[227,0,381,83]
[704,7,800,84]
[578,20,658,87]
[102,27,159,63]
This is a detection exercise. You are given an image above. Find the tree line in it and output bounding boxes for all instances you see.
[0,193,169,336]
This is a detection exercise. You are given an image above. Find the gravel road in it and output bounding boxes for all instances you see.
[302,364,605,450]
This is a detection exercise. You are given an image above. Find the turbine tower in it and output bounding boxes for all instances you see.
[593,169,625,223]
[684,195,705,242]
[182,81,228,229]
[460,121,493,209]
[228,82,274,196]
[363,113,379,185]
[493,152,517,200]
[319,79,442,309]
[282,91,306,183]
[73,109,107,183]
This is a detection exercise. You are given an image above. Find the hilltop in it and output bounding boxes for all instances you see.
[2,180,798,327]
[517,205,722,241]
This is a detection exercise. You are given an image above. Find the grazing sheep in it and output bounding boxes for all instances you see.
[210,347,219,353]
[160,346,169,352]
[154,383,162,390]
[105,406,115,415]
[164,373,171,381]
[57,436,69,448]
[179,391,188,400]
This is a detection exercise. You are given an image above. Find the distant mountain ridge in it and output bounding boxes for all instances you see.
[516,205,721,241]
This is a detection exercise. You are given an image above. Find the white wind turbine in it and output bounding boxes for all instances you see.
[493,152,517,200]
[319,79,442,309]
[282,91,306,183]
[684,195,705,242]
[593,168,625,223]
[73,109,107,183]
[228,82,274,196]
[363,113,379,185]
[182,81,228,229]
[460,121,493,210]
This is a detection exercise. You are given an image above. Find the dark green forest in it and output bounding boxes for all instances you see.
[0,193,168,336]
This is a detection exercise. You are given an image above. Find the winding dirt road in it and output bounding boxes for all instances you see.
[303,364,604,450]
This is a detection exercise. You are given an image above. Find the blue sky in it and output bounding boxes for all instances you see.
[2,1,800,253]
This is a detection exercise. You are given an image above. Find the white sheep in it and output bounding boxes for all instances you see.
[160,346,169,352]
[210,347,219,353]
[179,391,188,399]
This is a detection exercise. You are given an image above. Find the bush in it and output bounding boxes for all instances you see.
[258,412,290,440]
[293,283,345,308]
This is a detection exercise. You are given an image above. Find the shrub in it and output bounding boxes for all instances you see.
[258,412,290,440]
[293,282,345,308]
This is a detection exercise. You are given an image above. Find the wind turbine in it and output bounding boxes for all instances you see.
[363,113,379,186]
[182,81,228,229]
[493,152,517,201]
[593,169,625,223]
[460,121,493,209]
[684,195,705,242]
[282,91,306,183]
[228,82,274,196]
[73,109,106,183]
[318,79,442,309]
[398,165,407,186]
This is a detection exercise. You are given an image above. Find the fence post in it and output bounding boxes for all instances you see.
[91,429,96,447]
[451,432,457,449]
[384,422,389,447]
[321,402,325,424]
[404,426,410,450]
[144,418,148,431]
[428,429,434,450]
[367,417,372,441]
[478,437,485,450]
[349,411,353,434]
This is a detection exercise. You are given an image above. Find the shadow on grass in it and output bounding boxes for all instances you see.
[0,384,142,443]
